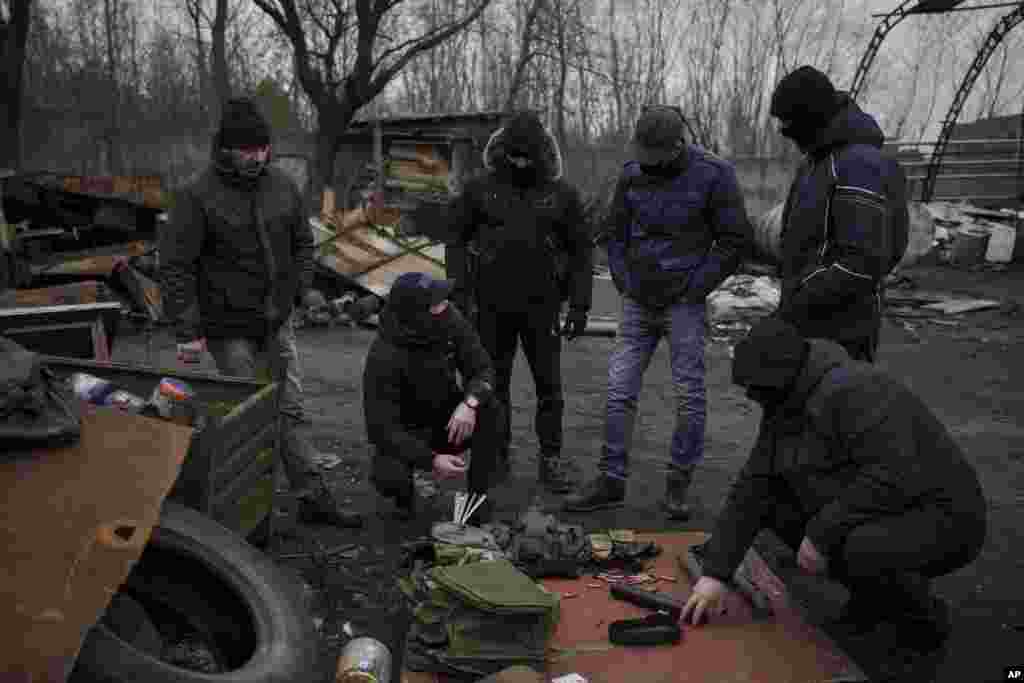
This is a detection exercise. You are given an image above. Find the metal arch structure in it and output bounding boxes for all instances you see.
[922,2,1024,202]
[849,0,969,102]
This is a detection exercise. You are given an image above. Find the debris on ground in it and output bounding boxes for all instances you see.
[312,452,344,470]
[885,289,1005,319]
[414,470,440,499]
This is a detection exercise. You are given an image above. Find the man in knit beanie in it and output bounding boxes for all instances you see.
[768,66,909,363]
[159,97,362,528]
[681,319,987,682]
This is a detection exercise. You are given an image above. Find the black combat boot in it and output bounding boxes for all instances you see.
[662,465,696,520]
[563,474,626,512]
[538,452,580,494]
[298,485,364,528]
[283,422,364,528]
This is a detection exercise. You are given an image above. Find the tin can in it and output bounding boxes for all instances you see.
[103,390,148,413]
[150,377,195,425]
[335,637,391,683]
[69,373,114,404]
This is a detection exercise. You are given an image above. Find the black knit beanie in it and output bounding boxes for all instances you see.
[217,98,271,149]
[770,66,842,139]
[732,318,809,391]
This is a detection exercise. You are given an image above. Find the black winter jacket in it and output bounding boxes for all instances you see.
[777,95,907,345]
[441,124,593,313]
[701,339,987,583]
[363,304,495,469]
[159,164,315,339]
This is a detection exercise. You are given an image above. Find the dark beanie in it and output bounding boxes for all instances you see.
[217,98,271,149]
[501,111,547,159]
[770,66,841,131]
[732,318,809,390]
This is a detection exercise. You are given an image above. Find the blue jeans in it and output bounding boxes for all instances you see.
[599,297,707,480]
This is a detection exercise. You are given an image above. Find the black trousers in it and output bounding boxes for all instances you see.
[476,304,564,456]
[764,479,987,611]
[370,391,508,504]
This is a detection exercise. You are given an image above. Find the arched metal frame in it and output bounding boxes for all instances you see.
[922,2,1024,201]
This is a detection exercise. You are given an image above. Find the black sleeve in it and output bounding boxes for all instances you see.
[290,180,316,299]
[700,428,780,583]
[686,163,754,300]
[449,307,495,404]
[362,345,435,469]
[158,187,205,325]
[563,185,594,312]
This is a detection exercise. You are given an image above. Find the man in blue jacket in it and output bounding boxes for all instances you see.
[565,106,753,518]
[770,66,908,362]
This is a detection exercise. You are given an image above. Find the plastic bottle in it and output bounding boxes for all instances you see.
[335,637,392,683]
[149,377,195,426]
[69,373,115,405]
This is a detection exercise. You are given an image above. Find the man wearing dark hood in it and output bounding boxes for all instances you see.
[770,66,909,362]
[681,318,987,682]
[564,106,752,518]
[438,111,594,494]
[159,97,362,528]
[363,272,506,522]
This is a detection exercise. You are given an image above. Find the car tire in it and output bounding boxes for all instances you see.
[71,501,319,683]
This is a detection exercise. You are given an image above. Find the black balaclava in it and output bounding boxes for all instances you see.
[770,66,842,152]
[213,98,272,184]
[384,272,454,345]
[732,318,809,407]
[497,112,548,185]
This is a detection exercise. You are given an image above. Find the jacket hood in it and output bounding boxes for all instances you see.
[809,93,885,156]
[482,122,564,182]
[775,338,850,418]
[379,305,450,349]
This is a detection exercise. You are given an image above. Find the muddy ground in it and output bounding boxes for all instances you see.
[114,261,1024,683]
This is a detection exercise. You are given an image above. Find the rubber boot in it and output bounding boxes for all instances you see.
[563,474,626,512]
[662,465,695,520]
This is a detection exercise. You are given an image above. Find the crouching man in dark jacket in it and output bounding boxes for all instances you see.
[363,272,508,522]
[682,319,987,680]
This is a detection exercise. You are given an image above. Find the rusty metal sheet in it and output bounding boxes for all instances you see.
[403,532,866,683]
[31,242,149,278]
[0,281,109,309]
[0,406,193,682]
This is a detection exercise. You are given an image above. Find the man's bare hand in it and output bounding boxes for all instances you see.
[680,576,741,626]
[447,402,477,446]
[433,453,468,480]
[797,536,828,575]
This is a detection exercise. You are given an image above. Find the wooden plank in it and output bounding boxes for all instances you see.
[0,406,192,681]
[403,532,866,683]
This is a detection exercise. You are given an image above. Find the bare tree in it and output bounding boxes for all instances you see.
[504,0,544,111]
[252,0,494,197]
[0,0,33,170]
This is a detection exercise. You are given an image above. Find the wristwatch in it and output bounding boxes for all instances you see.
[464,395,480,410]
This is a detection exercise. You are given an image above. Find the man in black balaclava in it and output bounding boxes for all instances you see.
[363,272,507,522]
[680,318,988,682]
[159,97,362,528]
[769,66,909,363]
[431,111,594,495]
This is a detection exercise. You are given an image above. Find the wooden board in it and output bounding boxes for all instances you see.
[402,532,867,683]
[0,406,193,681]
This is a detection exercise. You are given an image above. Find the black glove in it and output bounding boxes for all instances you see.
[561,308,588,341]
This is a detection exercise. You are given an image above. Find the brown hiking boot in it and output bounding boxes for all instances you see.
[539,452,580,494]
[662,465,695,520]
[563,474,626,512]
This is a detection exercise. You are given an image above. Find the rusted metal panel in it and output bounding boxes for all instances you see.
[31,241,149,278]
[0,280,110,308]
[403,532,866,683]
[0,406,192,682]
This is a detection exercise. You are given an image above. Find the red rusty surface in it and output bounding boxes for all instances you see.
[403,532,866,683]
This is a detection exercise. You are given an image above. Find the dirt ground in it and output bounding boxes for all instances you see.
[113,261,1024,683]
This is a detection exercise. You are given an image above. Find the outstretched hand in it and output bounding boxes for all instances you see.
[680,576,742,626]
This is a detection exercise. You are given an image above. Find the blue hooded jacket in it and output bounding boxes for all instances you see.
[605,144,752,309]
[777,94,908,346]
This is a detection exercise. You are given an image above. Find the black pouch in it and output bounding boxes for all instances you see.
[608,612,682,646]
[0,336,82,453]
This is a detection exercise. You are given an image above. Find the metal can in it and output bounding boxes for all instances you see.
[149,377,195,425]
[69,373,114,404]
[103,389,148,413]
[335,637,392,683]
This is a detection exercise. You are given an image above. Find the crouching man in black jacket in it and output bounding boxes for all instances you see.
[682,319,987,680]
[363,272,508,523]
